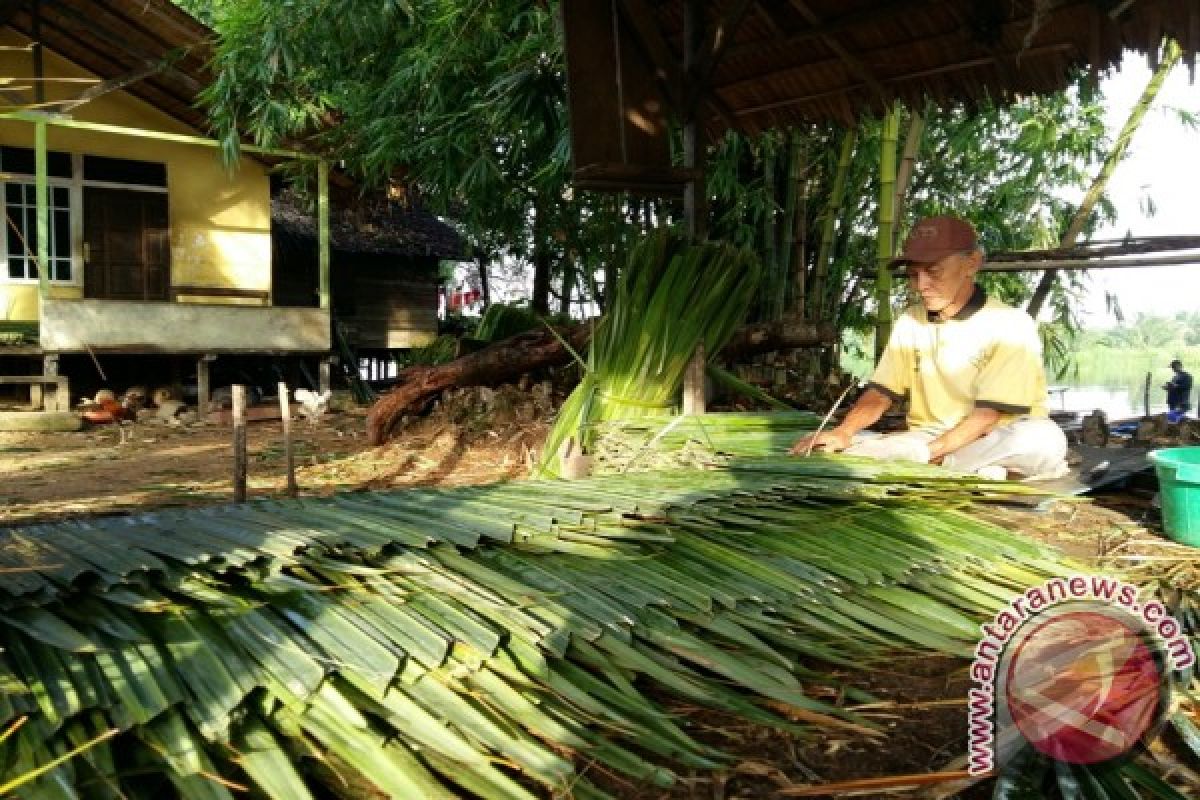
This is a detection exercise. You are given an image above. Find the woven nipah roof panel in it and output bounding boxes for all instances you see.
[603,0,1200,135]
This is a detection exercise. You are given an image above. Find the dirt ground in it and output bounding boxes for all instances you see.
[0,407,548,527]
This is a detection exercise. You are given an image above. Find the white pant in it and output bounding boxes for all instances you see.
[845,417,1068,480]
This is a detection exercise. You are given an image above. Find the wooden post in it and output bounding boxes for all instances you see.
[317,160,331,311]
[682,0,707,241]
[278,381,297,497]
[34,119,49,301]
[681,0,708,413]
[319,357,333,394]
[683,342,706,416]
[197,354,214,414]
[41,354,64,411]
[232,384,247,503]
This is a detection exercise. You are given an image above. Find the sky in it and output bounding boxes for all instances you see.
[1074,53,1200,328]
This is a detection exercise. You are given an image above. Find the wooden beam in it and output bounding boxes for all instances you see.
[982,253,1200,272]
[11,11,200,124]
[30,0,43,104]
[23,0,204,95]
[0,111,315,159]
[616,0,687,111]
[727,0,930,61]
[616,0,736,126]
[730,42,1075,118]
[787,0,887,103]
[691,0,755,89]
[56,58,173,112]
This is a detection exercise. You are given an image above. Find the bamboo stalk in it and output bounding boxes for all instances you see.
[892,107,925,244]
[1026,38,1182,317]
[762,136,781,319]
[811,128,856,322]
[875,106,902,362]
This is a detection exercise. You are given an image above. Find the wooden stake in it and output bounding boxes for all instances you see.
[232,384,247,503]
[278,381,297,497]
[197,354,213,414]
[682,342,706,415]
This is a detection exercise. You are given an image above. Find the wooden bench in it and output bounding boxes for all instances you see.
[0,375,71,412]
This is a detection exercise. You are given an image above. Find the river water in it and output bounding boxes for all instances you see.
[1049,384,1173,421]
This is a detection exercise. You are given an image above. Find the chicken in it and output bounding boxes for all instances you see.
[294,388,332,426]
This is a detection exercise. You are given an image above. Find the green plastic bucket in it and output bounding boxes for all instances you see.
[1148,447,1200,547]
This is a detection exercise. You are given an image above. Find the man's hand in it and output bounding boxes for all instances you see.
[789,428,852,455]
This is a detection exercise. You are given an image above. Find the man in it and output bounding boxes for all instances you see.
[789,215,1067,481]
[1164,359,1193,417]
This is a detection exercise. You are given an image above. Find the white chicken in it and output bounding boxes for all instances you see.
[294,388,332,426]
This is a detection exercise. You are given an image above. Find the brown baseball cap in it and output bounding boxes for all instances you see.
[889,215,978,271]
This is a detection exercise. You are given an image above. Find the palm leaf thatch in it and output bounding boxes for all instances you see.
[0,418,1193,798]
[0,449,1074,799]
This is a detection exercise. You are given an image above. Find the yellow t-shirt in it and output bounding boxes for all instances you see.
[867,286,1047,432]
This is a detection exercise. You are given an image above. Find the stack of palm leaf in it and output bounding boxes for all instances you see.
[539,231,761,476]
[1,455,1085,799]
[591,411,821,472]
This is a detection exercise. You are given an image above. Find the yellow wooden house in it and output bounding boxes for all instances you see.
[0,0,333,410]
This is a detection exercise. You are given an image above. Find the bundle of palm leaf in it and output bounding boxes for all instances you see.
[539,231,761,476]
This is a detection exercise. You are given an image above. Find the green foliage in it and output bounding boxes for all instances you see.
[474,303,543,343]
[397,334,457,369]
[540,231,762,474]
[195,0,1123,347]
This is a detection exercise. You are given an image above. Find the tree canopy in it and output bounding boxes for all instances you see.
[186,0,1125,344]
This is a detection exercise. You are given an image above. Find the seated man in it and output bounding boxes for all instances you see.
[789,215,1067,481]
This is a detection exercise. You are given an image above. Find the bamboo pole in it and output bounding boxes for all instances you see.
[875,106,902,362]
[810,128,856,322]
[34,119,49,300]
[1026,39,1182,317]
[762,138,780,319]
[892,107,925,244]
[232,384,247,503]
[784,130,807,317]
[278,381,297,497]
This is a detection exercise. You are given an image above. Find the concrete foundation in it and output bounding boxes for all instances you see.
[0,411,83,432]
[40,298,331,354]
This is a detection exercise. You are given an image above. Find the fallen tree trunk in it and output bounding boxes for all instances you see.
[366,318,836,445]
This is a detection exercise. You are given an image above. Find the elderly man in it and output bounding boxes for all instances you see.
[790,215,1067,481]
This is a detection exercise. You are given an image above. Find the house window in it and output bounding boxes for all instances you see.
[5,183,72,283]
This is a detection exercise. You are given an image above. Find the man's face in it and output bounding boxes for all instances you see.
[905,250,981,313]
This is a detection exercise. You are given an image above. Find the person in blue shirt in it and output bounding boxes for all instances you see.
[1164,359,1193,418]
